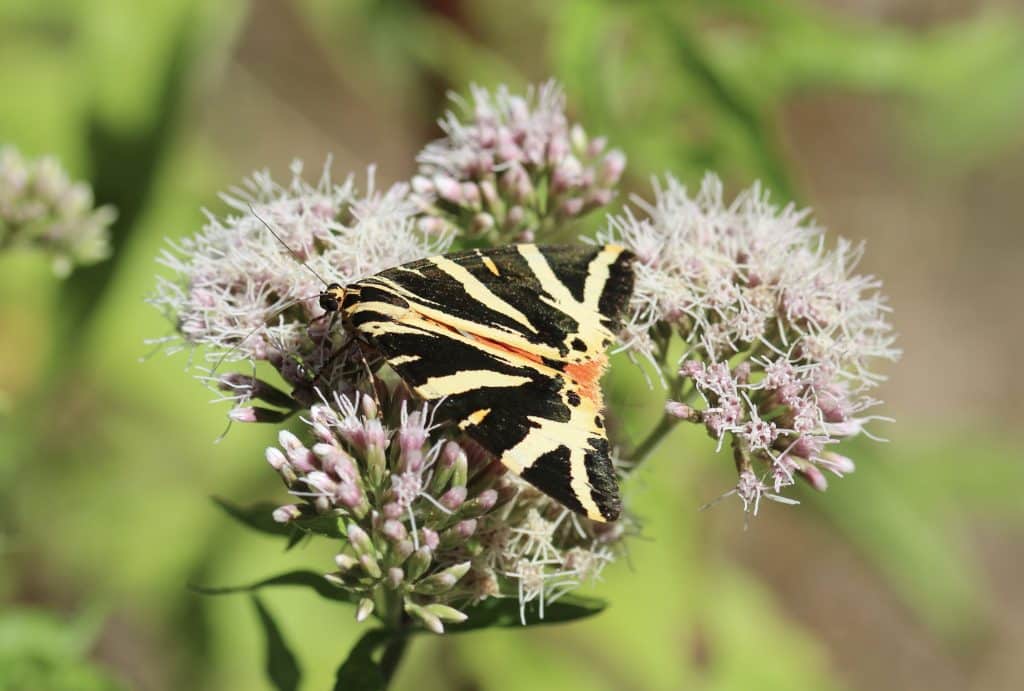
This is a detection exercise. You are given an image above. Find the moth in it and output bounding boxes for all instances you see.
[318,244,635,522]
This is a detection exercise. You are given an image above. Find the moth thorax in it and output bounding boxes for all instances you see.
[319,283,346,314]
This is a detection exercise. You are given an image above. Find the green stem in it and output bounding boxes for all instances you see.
[380,634,410,687]
[630,378,699,465]
[631,413,679,464]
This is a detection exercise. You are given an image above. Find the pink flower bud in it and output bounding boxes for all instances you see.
[420,527,440,551]
[433,174,462,203]
[598,149,625,185]
[461,182,481,206]
[411,175,434,195]
[382,519,407,542]
[665,401,695,420]
[505,205,525,227]
[272,504,301,523]
[440,486,467,511]
[797,464,829,492]
[265,447,289,471]
[557,197,585,218]
[820,451,856,475]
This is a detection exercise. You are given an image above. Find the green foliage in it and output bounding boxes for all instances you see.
[0,609,126,691]
[191,570,358,605]
[333,629,402,691]
[251,596,301,691]
[449,595,606,632]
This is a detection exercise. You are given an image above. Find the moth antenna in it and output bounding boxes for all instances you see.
[248,204,331,287]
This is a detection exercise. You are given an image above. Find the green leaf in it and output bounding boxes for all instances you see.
[251,596,301,691]
[447,594,607,633]
[332,629,396,691]
[292,512,345,539]
[210,497,343,544]
[211,497,292,537]
[190,570,356,605]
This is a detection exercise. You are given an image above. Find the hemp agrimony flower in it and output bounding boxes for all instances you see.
[0,146,115,276]
[598,173,899,511]
[267,380,626,630]
[151,148,629,628]
[149,160,452,412]
[413,81,626,242]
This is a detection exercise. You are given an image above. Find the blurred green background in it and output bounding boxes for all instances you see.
[2,0,1023,689]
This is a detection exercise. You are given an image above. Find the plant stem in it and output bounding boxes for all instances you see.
[630,380,699,465]
[631,413,678,464]
[380,634,409,686]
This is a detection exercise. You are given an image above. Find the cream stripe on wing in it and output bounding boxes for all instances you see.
[351,301,567,388]
[431,256,537,333]
[500,413,604,519]
[356,276,564,362]
[582,245,623,310]
[420,370,533,397]
[517,245,613,348]
[517,245,579,308]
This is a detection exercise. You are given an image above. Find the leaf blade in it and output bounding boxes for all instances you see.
[251,595,301,691]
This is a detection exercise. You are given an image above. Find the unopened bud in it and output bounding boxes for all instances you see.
[425,603,468,624]
[665,400,696,420]
[355,597,375,622]
[440,486,467,511]
[272,504,301,523]
[230,406,289,423]
[821,451,856,475]
[557,197,585,218]
[405,547,432,582]
[405,601,444,634]
[335,553,358,572]
[460,489,498,517]
[797,463,829,492]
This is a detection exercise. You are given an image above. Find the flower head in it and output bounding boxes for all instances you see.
[267,380,627,630]
[0,146,115,276]
[149,160,453,410]
[414,81,625,242]
[602,173,899,508]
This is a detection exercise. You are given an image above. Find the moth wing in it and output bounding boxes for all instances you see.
[356,244,634,366]
[342,244,633,521]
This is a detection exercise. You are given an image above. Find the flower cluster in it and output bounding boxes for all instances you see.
[0,146,115,276]
[599,174,899,511]
[413,81,626,242]
[149,160,452,411]
[151,81,897,640]
[266,381,624,630]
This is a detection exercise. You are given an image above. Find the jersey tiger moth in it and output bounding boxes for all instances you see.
[319,243,635,522]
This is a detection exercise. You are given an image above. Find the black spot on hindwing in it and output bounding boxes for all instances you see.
[521,445,586,515]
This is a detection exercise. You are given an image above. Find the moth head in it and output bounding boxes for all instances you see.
[319,283,346,313]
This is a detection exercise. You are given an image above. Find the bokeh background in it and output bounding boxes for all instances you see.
[2,1,1023,689]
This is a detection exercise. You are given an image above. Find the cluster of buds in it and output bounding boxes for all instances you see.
[600,174,898,511]
[265,382,625,630]
[413,81,626,242]
[149,161,452,410]
[0,146,115,276]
